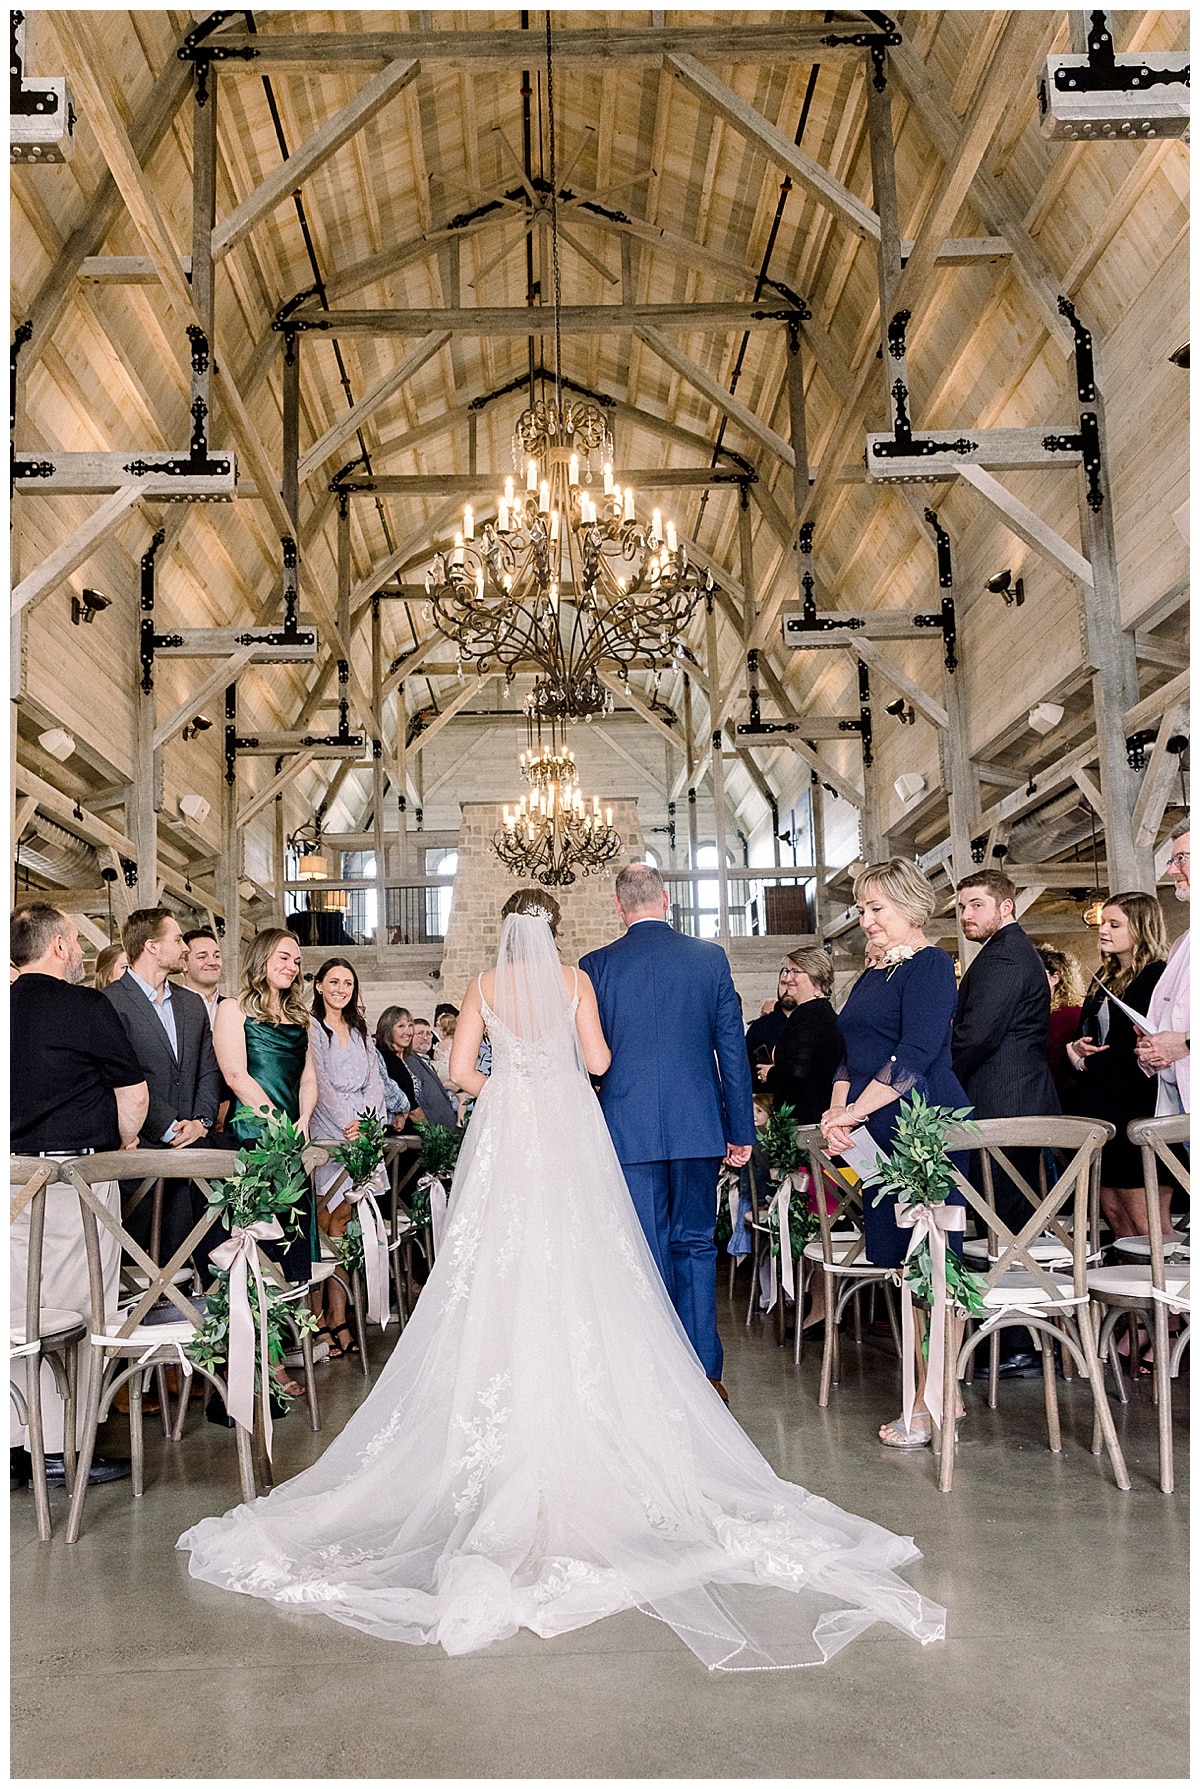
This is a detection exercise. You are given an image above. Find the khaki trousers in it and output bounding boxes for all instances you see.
[10,1176,121,1453]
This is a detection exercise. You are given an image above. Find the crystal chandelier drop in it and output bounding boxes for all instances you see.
[424,15,712,724]
[492,712,623,887]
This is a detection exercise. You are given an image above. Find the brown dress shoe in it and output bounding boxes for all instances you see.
[707,1378,730,1404]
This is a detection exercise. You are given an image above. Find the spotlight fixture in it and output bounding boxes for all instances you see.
[884,697,915,726]
[100,865,118,884]
[970,837,987,865]
[1125,729,1157,772]
[893,772,926,803]
[181,714,213,741]
[70,588,111,626]
[985,570,1024,606]
[1169,341,1189,369]
[1028,701,1065,736]
[992,842,1009,860]
[179,793,211,824]
[37,726,76,762]
[1165,734,1189,756]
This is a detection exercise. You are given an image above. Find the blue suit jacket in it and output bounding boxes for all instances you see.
[580,921,755,1165]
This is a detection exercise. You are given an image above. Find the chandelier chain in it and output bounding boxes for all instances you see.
[545,10,563,409]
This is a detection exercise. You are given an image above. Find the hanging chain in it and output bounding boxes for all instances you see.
[545,10,563,410]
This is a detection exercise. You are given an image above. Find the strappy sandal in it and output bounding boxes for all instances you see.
[323,1322,360,1359]
[879,1413,933,1448]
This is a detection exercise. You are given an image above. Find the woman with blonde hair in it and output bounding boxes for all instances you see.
[1066,891,1171,1240]
[213,929,319,1374]
[93,941,128,990]
[820,859,968,1447]
[1036,944,1084,1099]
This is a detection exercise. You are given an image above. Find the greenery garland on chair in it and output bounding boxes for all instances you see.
[410,1120,465,1228]
[755,1102,818,1265]
[186,1105,319,1392]
[327,1111,389,1280]
[866,1092,987,1344]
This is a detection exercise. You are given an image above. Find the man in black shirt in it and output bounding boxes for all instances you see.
[10,904,149,1489]
[744,962,803,1072]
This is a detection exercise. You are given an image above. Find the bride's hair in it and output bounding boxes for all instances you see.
[500,888,561,935]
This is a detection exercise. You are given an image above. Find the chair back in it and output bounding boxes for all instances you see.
[10,1158,58,1349]
[793,1125,873,1268]
[1128,1113,1190,1289]
[942,1117,1110,1299]
[384,1134,425,1232]
[63,1149,238,1342]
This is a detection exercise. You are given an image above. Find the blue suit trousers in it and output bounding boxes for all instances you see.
[621,1157,724,1379]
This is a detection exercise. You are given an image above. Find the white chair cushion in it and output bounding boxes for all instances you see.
[1111,1235,1188,1260]
[1087,1263,1191,1300]
[126,1268,195,1288]
[802,1238,879,1270]
[965,1235,1073,1267]
[99,1317,197,1345]
[981,1267,1075,1307]
[10,1307,85,1345]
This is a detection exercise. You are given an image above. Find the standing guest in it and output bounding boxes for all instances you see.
[821,859,967,1448]
[952,872,1062,1377]
[1136,820,1190,1115]
[375,1008,424,1132]
[763,949,845,1124]
[1037,944,1085,1101]
[10,903,149,1489]
[178,928,224,1027]
[432,1007,461,1095]
[93,942,127,990]
[1067,892,1170,1239]
[308,959,388,1358]
[104,909,224,1266]
[744,965,802,1073]
[213,931,318,1395]
[582,865,754,1402]
[405,1020,461,1131]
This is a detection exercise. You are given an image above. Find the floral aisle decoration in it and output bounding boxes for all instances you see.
[327,1110,391,1327]
[411,1120,466,1252]
[187,1104,318,1453]
[865,1092,985,1435]
[754,1103,819,1310]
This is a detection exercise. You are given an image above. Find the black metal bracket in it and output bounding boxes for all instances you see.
[857,658,873,767]
[10,11,62,119]
[1057,295,1097,402]
[820,15,902,90]
[186,325,211,378]
[1052,11,1189,94]
[870,378,978,461]
[887,308,911,363]
[1079,410,1105,511]
[11,318,33,435]
[139,528,167,692]
[281,533,299,633]
[177,13,259,104]
[224,681,238,785]
[125,394,231,481]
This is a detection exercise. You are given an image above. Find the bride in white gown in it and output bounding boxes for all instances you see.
[179,904,945,1669]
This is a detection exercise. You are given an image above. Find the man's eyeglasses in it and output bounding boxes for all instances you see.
[1166,850,1190,870]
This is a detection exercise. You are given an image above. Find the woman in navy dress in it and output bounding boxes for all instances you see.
[821,859,968,1448]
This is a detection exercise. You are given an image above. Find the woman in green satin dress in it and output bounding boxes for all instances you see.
[213,928,319,1394]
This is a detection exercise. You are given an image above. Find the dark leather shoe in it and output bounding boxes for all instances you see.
[205,1395,235,1428]
[993,1351,1044,1378]
[44,1453,132,1485]
[11,1447,32,1491]
[707,1378,730,1404]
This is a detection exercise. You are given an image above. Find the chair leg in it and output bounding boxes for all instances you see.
[1042,1327,1063,1453]
[234,1419,256,1505]
[65,1347,107,1544]
[882,1280,903,1361]
[129,1371,145,1498]
[351,1269,370,1376]
[1077,1310,1132,1491]
[1153,1297,1174,1493]
[817,1276,836,1408]
[26,1352,52,1543]
[852,1288,863,1346]
[1100,1308,1129,1405]
[171,1364,194,1442]
[61,1348,78,1496]
[988,1330,1000,1409]
[936,1306,958,1494]
[155,1361,172,1438]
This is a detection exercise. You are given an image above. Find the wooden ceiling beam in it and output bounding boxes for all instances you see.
[284,301,801,337]
[635,328,793,468]
[212,57,421,261]
[198,27,861,69]
[297,331,451,483]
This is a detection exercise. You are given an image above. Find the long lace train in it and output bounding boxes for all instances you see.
[179,917,945,1669]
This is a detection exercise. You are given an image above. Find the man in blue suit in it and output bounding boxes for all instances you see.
[581,863,755,1398]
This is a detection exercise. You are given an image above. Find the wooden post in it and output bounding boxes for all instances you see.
[737,486,754,647]
[706,597,731,944]
[865,67,903,354]
[336,495,352,644]
[218,683,241,993]
[1076,393,1151,888]
[811,776,827,939]
[273,781,286,929]
[371,596,388,968]
[190,62,217,420]
[131,670,159,898]
[395,678,409,885]
[682,672,698,870]
[783,321,809,589]
[281,332,300,530]
[943,666,977,963]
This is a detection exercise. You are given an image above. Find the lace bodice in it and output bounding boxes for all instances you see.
[479,979,581,1082]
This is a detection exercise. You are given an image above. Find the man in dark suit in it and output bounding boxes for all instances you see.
[744,963,801,1073]
[105,908,223,1262]
[953,869,1061,1375]
[581,863,755,1400]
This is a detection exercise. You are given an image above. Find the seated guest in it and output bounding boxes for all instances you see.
[375,1007,424,1132]
[1037,944,1084,1101]
[405,1022,461,1132]
[820,859,967,1450]
[1067,891,1170,1239]
[309,959,388,1359]
[1136,819,1190,1117]
[104,909,223,1264]
[93,942,127,990]
[10,903,149,1489]
[744,964,802,1073]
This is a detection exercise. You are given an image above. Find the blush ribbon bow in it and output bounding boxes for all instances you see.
[208,1216,284,1457]
[894,1201,967,1435]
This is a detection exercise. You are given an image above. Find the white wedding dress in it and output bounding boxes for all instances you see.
[179,914,945,1669]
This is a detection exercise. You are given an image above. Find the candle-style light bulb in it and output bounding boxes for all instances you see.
[665,519,678,553]
[603,462,614,495]
[550,510,560,542]
[452,531,464,566]
[527,458,538,491]
[606,806,613,826]
[539,479,550,514]
[568,454,579,486]
[504,476,515,504]
[623,487,635,522]
[463,505,474,540]
[651,508,662,542]
[498,498,510,532]
[549,581,559,611]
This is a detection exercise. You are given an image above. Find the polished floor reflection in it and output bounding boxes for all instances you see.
[11,1288,1189,1780]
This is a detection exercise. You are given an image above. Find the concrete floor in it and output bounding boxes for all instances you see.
[11,1288,1189,1781]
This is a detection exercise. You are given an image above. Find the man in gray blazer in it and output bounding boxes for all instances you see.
[953,869,1060,1376]
[105,908,223,1261]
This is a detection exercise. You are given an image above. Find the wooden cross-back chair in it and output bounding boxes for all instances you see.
[384,1134,427,1315]
[1127,1114,1190,1493]
[792,1126,903,1407]
[62,1149,257,1542]
[305,1141,377,1376]
[939,1117,1129,1494]
[9,1159,87,1541]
